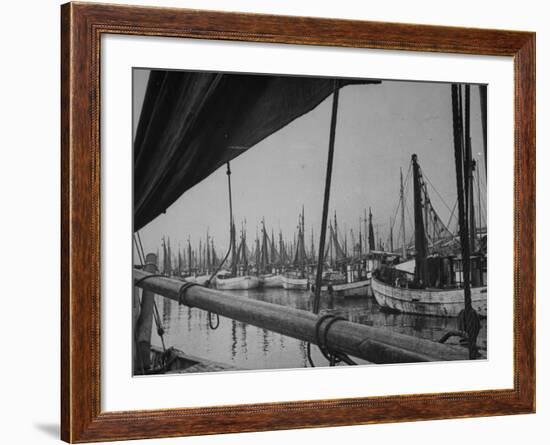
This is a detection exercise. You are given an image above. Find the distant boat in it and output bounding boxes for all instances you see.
[311,269,371,298]
[216,272,260,290]
[312,212,372,298]
[260,273,283,288]
[281,272,308,290]
[255,219,284,289]
[282,207,309,290]
[215,221,260,290]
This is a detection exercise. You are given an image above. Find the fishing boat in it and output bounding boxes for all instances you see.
[311,212,372,297]
[281,207,309,290]
[215,271,260,290]
[215,221,260,290]
[260,273,283,288]
[256,220,283,288]
[371,150,487,317]
[281,272,309,290]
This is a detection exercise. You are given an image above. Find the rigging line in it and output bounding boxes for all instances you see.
[136,231,146,265]
[391,164,413,234]
[445,200,458,232]
[133,234,145,266]
[423,172,454,215]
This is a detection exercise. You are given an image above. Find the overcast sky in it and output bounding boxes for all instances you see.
[133,69,486,259]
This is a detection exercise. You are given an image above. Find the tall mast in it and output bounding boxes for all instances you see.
[400,168,407,258]
[271,228,276,265]
[452,84,472,310]
[241,222,248,272]
[479,85,487,176]
[310,227,315,262]
[368,207,375,252]
[411,154,427,284]
[465,84,476,252]
[476,159,483,237]
[389,217,394,253]
[363,209,368,255]
[230,219,237,276]
[358,216,363,257]
[187,237,192,274]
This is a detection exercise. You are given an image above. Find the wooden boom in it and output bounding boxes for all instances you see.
[134,269,468,364]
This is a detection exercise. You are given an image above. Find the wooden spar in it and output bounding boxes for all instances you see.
[132,283,141,374]
[479,85,488,176]
[313,80,340,314]
[411,154,427,284]
[389,216,394,253]
[134,269,468,363]
[400,168,407,259]
[476,161,483,236]
[134,253,157,372]
[452,84,472,311]
[464,84,476,252]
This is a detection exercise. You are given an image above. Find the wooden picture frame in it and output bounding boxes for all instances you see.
[61,2,535,442]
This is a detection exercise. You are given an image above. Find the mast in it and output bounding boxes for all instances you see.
[205,230,210,273]
[187,237,192,274]
[358,216,363,257]
[363,209,368,255]
[241,222,248,272]
[411,154,427,284]
[389,217,394,253]
[313,81,340,314]
[400,168,407,258]
[452,84,472,310]
[260,218,269,273]
[476,159,483,237]
[464,84,476,252]
[271,228,276,265]
[310,227,315,262]
[254,228,259,269]
[368,208,375,252]
[230,219,237,276]
[479,85,488,176]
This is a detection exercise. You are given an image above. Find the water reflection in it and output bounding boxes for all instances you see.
[150,288,487,372]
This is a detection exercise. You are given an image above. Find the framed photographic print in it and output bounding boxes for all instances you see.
[61,2,535,442]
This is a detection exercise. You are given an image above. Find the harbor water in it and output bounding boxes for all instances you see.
[150,288,487,372]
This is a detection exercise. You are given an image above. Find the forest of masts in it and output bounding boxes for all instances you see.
[153,148,487,278]
[155,206,380,277]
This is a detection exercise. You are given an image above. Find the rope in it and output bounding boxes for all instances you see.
[152,299,166,352]
[177,281,198,307]
[205,162,234,286]
[457,308,481,359]
[134,273,166,288]
[308,314,357,367]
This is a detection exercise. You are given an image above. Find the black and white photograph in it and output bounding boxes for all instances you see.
[132,69,488,376]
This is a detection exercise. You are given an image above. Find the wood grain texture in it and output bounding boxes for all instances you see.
[60,2,536,442]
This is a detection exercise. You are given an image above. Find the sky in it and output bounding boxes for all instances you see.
[133,69,486,259]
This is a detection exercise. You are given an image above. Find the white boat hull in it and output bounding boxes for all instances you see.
[194,275,213,286]
[317,279,372,298]
[281,275,308,290]
[371,276,487,317]
[215,275,260,290]
[260,274,283,288]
